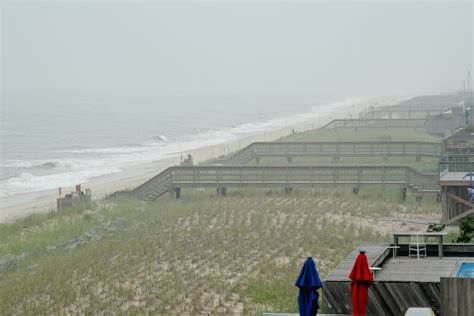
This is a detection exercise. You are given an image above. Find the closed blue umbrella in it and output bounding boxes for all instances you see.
[295,257,323,316]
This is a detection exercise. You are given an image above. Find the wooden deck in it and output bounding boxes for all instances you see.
[376,257,474,282]
[325,243,388,282]
[439,172,474,185]
[223,141,441,165]
[326,243,474,283]
[324,242,474,315]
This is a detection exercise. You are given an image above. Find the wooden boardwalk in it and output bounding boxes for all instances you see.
[358,104,451,119]
[112,165,439,201]
[320,118,426,129]
[223,141,441,165]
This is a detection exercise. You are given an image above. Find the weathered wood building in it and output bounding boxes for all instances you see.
[438,129,474,224]
[439,154,474,225]
[425,107,465,138]
[442,128,474,154]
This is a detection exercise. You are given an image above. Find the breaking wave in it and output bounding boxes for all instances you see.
[0,97,363,197]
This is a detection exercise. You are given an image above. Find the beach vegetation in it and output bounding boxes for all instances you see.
[0,188,442,314]
[456,218,474,243]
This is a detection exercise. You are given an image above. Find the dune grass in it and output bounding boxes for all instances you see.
[0,187,442,314]
[0,127,445,313]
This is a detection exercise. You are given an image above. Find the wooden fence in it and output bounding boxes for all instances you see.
[116,165,438,201]
[320,118,426,130]
[359,104,450,119]
[324,281,441,315]
[224,141,441,165]
[441,277,473,316]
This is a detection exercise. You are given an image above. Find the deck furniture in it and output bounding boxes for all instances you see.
[393,232,447,259]
[408,234,427,259]
[369,266,382,278]
[387,245,400,262]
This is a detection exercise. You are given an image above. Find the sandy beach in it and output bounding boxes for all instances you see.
[0,95,401,224]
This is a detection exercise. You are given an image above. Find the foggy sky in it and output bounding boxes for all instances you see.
[2,1,473,98]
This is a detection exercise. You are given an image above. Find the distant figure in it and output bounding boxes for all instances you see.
[180,154,194,166]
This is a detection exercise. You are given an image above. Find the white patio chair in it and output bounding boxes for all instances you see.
[408,234,426,259]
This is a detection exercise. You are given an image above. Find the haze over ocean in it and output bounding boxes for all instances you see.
[2,1,471,199]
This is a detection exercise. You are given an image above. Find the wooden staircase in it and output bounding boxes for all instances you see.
[129,167,173,201]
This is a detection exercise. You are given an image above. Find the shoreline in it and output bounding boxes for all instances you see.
[0,95,401,224]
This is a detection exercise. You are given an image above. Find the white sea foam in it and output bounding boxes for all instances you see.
[61,146,150,154]
[0,167,121,197]
[0,97,363,197]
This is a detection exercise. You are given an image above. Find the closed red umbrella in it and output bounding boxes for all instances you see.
[349,250,373,316]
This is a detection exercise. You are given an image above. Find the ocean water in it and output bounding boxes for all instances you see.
[0,92,355,199]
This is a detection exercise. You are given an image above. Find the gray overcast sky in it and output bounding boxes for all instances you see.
[1,1,473,98]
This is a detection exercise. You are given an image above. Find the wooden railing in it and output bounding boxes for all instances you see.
[223,141,441,165]
[127,165,438,198]
[359,104,451,119]
[320,118,426,129]
[132,167,173,199]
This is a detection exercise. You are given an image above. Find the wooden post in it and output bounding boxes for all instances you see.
[438,235,443,258]
[400,187,407,202]
[393,235,398,257]
[239,167,243,187]
[58,187,62,211]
